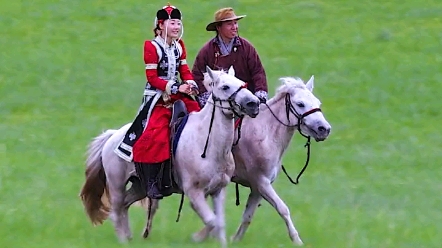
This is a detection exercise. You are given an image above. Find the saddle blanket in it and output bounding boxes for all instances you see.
[172,114,189,157]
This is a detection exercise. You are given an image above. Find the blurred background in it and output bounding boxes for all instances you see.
[0,0,441,247]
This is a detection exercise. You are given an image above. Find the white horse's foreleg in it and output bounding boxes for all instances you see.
[187,189,217,243]
[211,188,227,246]
[142,198,159,239]
[258,179,303,245]
[231,188,262,242]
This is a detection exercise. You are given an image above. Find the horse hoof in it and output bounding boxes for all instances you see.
[117,236,130,244]
[142,228,149,239]
[293,237,304,246]
[230,235,240,243]
[192,232,206,243]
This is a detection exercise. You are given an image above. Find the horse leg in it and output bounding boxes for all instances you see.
[142,198,160,239]
[108,183,132,243]
[210,187,227,246]
[231,187,263,242]
[257,179,303,245]
[186,189,218,244]
[192,186,228,242]
[192,223,211,242]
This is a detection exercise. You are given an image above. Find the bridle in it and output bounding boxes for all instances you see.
[209,82,249,119]
[264,93,322,184]
[233,92,323,207]
[176,81,250,223]
[201,82,249,158]
[265,93,321,137]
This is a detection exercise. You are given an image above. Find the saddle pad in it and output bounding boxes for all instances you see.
[172,114,190,157]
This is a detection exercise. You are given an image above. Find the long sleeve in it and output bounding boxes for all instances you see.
[192,44,214,108]
[144,40,169,91]
[191,43,211,95]
[245,40,268,94]
[177,39,193,81]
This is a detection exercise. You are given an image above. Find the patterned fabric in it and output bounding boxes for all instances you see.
[254,90,268,103]
[115,37,200,162]
[152,39,180,80]
[132,100,199,163]
[144,36,193,91]
[197,91,211,108]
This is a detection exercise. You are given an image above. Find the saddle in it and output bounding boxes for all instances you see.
[123,100,189,205]
[170,99,189,157]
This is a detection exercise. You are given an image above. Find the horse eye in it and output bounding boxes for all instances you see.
[297,102,305,108]
[221,85,230,91]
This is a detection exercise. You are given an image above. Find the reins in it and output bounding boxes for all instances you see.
[176,82,248,222]
[263,93,321,185]
[201,83,247,158]
[234,93,321,206]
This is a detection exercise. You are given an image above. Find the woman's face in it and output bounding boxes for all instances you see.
[160,19,182,39]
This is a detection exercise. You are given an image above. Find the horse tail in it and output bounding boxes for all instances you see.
[79,129,116,226]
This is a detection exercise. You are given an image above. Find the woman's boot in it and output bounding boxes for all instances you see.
[134,162,163,199]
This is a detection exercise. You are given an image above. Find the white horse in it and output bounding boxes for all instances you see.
[79,66,260,247]
[144,75,331,246]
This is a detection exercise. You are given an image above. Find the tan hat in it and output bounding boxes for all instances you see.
[205,7,246,31]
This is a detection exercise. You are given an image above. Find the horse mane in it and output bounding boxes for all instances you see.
[274,77,307,98]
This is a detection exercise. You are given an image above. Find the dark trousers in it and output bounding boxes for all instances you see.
[134,160,174,199]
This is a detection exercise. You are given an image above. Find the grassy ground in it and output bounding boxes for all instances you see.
[1,0,441,247]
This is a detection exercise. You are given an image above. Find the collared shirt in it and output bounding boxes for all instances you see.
[216,36,235,55]
[213,36,242,56]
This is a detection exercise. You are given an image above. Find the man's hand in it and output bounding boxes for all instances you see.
[255,90,268,104]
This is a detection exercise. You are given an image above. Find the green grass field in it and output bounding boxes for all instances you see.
[1,0,441,247]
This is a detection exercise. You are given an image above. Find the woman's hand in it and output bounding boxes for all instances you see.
[179,83,198,95]
[178,84,191,94]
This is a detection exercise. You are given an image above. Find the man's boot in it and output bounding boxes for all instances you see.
[134,162,163,199]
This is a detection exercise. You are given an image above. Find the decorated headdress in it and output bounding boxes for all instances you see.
[156,4,181,23]
[153,3,184,41]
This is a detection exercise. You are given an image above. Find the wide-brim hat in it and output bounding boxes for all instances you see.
[206,7,246,31]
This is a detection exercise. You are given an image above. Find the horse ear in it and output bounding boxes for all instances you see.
[306,75,314,92]
[206,66,215,81]
[227,65,235,76]
[202,72,213,92]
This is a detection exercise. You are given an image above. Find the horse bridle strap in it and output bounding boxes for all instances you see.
[211,82,248,118]
[285,94,322,139]
[264,93,322,131]
[201,83,248,158]
[263,93,321,185]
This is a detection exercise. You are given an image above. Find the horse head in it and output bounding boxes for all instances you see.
[277,75,331,141]
[203,66,260,118]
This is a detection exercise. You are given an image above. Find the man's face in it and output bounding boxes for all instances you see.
[217,20,238,40]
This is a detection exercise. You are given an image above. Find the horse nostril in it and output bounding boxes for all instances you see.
[246,101,257,108]
[318,126,326,133]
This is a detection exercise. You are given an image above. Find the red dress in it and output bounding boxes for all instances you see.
[132,38,200,163]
